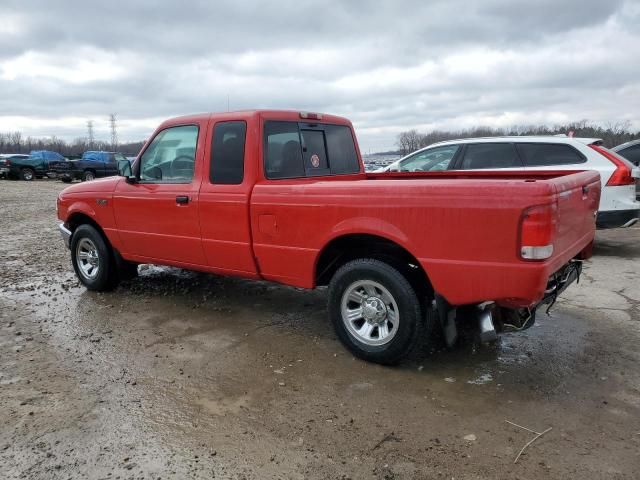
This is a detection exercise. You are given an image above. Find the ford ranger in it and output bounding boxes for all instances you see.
[56,110,600,364]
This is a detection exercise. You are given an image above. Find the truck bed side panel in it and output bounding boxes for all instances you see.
[250,171,599,307]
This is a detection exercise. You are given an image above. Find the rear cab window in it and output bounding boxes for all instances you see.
[264,121,359,179]
[516,143,586,166]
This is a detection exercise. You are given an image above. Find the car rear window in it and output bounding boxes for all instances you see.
[264,121,359,179]
[516,143,585,166]
[460,143,521,169]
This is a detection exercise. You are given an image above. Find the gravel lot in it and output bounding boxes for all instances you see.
[1,180,639,479]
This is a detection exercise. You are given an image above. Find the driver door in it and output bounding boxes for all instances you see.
[113,123,207,266]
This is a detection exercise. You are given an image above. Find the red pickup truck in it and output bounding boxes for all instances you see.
[56,110,600,364]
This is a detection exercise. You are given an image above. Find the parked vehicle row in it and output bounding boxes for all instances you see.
[0,150,131,182]
[379,136,640,229]
[56,110,600,364]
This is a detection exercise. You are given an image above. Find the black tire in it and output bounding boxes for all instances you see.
[61,177,72,183]
[70,224,119,291]
[328,258,424,365]
[20,168,35,181]
[82,170,95,181]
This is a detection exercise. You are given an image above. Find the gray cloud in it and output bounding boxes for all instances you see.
[0,0,638,151]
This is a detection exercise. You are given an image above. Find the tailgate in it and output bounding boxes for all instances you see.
[549,170,600,262]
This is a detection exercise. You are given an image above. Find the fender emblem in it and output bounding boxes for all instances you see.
[96,198,108,206]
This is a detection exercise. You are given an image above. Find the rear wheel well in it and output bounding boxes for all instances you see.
[315,234,432,298]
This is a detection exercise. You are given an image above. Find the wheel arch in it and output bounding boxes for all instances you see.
[314,233,433,298]
[66,211,112,245]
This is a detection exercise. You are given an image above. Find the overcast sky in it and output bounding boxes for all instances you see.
[1,0,639,152]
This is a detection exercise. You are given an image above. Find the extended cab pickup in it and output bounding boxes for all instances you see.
[50,151,127,182]
[56,110,600,364]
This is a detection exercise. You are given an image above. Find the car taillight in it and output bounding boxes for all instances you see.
[520,204,556,260]
[5,159,11,166]
[589,144,635,186]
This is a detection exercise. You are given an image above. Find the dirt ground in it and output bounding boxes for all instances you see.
[1,180,639,480]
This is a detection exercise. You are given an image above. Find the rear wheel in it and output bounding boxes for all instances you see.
[328,258,424,365]
[82,170,95,181]
[20,168,35,181]
[70,224,119,291]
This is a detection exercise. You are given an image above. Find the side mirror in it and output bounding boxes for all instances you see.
[117,159,136,183]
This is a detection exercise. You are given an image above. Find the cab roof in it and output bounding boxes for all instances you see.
[160,110,352,129]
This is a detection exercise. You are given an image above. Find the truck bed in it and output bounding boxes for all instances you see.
[251,169,600,307]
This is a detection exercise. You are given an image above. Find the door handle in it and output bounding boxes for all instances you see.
[176,196,189,205]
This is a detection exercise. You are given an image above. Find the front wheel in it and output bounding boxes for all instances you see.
[20,168,35,181]
[70,224,119,291]
[328,258,424,365]
[82,170,95,181]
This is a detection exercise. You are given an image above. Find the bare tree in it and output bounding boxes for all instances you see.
[109,113,118,151]
[396,129,424,155]
[86,120,95,149]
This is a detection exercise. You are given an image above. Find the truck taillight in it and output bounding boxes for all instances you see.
[520,204,556,260]
[589,144,635,186]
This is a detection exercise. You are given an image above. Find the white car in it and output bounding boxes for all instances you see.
[381,136,640,229]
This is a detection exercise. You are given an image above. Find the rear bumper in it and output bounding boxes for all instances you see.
[596,209,639,229]
[422,232,593,309]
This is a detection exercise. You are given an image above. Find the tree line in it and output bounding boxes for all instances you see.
[396,120,640,155]
[0,131,146,157]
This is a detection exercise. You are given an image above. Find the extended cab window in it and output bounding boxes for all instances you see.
[397,145,459,172]
[460,143,520,169]
[264,121,359,179]
[139,125,198,183]
[516,143,585,166]
[211,121,246,184]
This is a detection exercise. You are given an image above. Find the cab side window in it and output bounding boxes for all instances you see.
[139,125,199,183]
[210,121,246,184]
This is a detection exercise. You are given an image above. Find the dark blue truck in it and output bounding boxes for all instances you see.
[50,151,128,182]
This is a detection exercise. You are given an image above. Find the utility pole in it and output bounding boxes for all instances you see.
[109,113,118,150]
[86,120,95,149]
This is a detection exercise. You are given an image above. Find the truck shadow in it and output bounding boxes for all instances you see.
[593,227,640,258]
